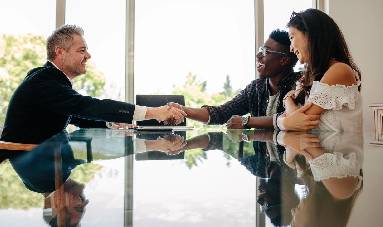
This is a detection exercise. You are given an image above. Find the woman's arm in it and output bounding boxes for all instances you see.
[279,103,321,131]
[280,62,357,131]
[305,62,356,115]
[284,96,299,114]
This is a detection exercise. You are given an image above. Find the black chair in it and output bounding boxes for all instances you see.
[69,136,93,163]
[135,95,186,126]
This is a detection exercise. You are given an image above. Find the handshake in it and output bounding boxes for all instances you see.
[107,103,187,129]
[146,103,186,125]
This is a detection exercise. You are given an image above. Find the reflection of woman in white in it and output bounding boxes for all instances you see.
[277,9,362,132]
[279,131,363,227]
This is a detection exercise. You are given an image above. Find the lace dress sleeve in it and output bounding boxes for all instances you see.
[307,81,360,110]
[308,152,362,182]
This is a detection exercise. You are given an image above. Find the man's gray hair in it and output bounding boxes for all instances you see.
[47,25,84,61]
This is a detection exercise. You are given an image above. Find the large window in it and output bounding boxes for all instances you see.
[135,0,255,109]
[264,0,313,71]
[66,0,126,101]
[0,1,56,225]
[0,0,55,125]
[264,0,313,40]
[0,0,315,127]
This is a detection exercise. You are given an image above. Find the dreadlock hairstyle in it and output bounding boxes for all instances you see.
[287,9,361,93]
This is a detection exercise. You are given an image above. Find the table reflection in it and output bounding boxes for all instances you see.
[245,130,363,227]
[0,128,364,227]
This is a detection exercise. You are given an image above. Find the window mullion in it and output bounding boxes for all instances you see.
[56,0,66,28]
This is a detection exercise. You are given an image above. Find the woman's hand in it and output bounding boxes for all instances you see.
[284,90,299,114]
[281,131,321,156]
[280,131,322,170]
[283,103,321,131]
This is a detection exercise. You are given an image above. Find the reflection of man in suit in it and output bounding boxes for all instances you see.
[1,24,185,144]
[43,179,88,227]
[7,133,88,226]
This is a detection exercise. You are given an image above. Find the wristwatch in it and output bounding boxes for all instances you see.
[241,116,250,129]
[241,133,249,142]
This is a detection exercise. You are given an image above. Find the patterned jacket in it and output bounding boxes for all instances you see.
[205,71,301,124]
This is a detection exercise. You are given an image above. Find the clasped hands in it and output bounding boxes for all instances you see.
[106,103,186,130]
[147,104,187,125]
[146,134,187,155]
[164,102,187,125]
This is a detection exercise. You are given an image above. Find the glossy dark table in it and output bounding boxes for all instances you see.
[0,126,381,227]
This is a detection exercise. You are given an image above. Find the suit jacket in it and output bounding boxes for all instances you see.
[9,132,82,193]
[1,61,135,144]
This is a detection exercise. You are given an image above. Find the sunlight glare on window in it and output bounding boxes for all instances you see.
[135,0,255,103]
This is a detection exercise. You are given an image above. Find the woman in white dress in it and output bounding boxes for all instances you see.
[277,9,362,132]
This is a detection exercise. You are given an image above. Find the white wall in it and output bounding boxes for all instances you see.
[325,0,383,131]
[325,2,383,227]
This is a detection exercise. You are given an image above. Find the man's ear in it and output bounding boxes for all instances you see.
[55,47,65,58]
[280,56,290,66]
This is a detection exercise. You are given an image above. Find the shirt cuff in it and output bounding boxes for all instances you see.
[277,115,286,131]
[276,131,286,146]
[201,106,211,124]
[206,114,211,124]
[133,138,147,153]
[133,105,147,121]
[273,114,278,129]
[272,130,279,144]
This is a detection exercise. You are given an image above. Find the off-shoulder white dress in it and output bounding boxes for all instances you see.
[308,131,363,183]
[307,81,362,132]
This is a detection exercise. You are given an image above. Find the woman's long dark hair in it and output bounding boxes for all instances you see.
[287,9,361,91]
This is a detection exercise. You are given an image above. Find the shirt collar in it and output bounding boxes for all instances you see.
[48,60,72,85]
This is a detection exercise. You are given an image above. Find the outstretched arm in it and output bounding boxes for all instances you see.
[171,103,210,123]
[145,105,187,125]
[168,82,254,125]
[226,115,274,129]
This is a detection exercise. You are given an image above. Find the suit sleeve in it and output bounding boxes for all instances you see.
[34,80,136,123]
[70,117,107,128]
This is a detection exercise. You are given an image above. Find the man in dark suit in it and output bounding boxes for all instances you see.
[0,25,186,144]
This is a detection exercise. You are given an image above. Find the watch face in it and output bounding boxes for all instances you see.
[242,116,249,126]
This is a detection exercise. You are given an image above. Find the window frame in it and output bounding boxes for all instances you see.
[56,0,319,103]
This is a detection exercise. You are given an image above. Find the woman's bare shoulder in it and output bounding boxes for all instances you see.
[321,62,357,86]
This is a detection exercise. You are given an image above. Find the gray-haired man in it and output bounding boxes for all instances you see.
[1,25,186,144]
